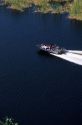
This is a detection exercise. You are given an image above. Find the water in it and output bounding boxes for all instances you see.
[0,7,82,125]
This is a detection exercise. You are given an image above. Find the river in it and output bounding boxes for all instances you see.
[0,7,82,125]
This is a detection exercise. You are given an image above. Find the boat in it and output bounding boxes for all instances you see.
[38,43,67,55]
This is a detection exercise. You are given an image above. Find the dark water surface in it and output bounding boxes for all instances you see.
[0,7,82,125]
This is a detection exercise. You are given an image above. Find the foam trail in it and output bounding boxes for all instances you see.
[50,52,82,65]
[68,50,82,55]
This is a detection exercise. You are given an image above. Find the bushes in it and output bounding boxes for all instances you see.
[38,0,50,12]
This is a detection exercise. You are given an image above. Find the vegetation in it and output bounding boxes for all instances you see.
[4,0,32,11]
[4,0,70,12]
[1,0,82,20]
[37,0,51,12]
[69,0,82,20]
[0,117,18,125]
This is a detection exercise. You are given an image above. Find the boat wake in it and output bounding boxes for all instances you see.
[38,44,82,66]
[50,50,82,66]
[68,50,82,55]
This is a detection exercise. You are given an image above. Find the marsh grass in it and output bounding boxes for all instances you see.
[70,0,82,20]
[4,0,68,12]
[5,0,32,11]
[3,0,82,20]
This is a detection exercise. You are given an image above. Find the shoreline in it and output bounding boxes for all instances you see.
[0,1,82,21]
[68,16,82,21]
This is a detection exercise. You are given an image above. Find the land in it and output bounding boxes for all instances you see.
[0,0,82,21]
[69,0,82,21]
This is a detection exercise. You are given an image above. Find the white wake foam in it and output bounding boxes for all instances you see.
[50,50,82,66]
[69,50,82,55]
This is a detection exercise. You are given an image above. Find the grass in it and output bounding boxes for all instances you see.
[69,0,82,20]
[5,0,32,11]
[4,0,69,12]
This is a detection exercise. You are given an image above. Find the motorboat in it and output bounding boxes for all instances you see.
[38,43,67,54]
